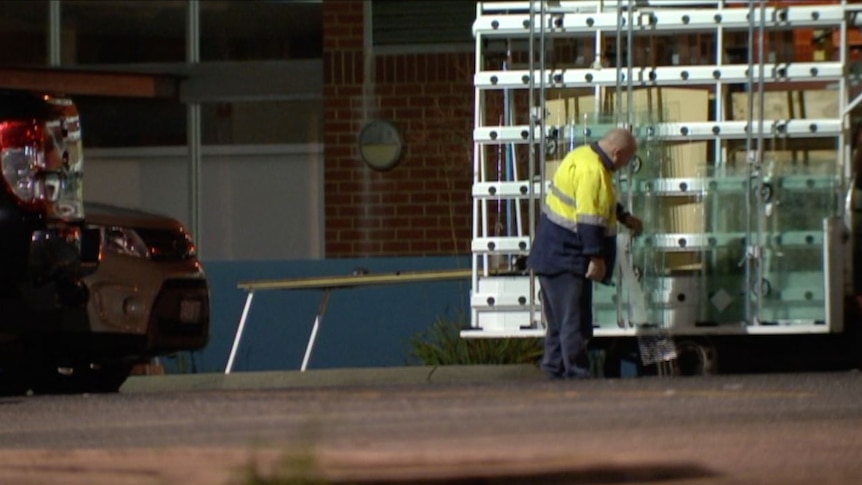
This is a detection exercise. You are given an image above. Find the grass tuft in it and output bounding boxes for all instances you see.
[232,450,328,485]
[409,314,543,366]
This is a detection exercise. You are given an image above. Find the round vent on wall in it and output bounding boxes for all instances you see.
[358,120,403,171]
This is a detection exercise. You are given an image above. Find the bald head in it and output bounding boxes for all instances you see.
[598,128,638,170]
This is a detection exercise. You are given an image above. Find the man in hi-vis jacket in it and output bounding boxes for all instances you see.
[527,128,643,380]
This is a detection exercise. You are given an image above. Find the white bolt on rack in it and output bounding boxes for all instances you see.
[472,237,532,254]
[472,181,547,199]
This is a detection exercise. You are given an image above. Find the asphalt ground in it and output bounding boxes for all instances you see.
[1,365,862,485]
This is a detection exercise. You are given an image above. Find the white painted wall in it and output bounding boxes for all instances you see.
[84,144,324,261]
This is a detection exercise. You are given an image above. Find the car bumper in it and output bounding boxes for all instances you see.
[146,278,210,354]
[85,256,210,355]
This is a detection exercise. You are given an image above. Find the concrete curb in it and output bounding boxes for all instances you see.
[121,364,544,393]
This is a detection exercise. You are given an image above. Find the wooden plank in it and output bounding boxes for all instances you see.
[571,87,711,176]
[0,68,178,98]
[731,89,838,120]
[238,268,473,292]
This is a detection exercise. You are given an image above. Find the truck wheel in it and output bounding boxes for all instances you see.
[85,363,133,393]
[673,338,718,376]
[600,338,640,378]
[0,370,30,396]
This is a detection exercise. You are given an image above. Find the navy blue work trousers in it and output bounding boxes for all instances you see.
[538,272,594,379]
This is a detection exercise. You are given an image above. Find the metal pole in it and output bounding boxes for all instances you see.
[48,0,60,67]
[839,2,850,189]
[754,0,766,324]
[225,292,255,374]
[715,1,725,173]
[743,0,756,324]
[538,0,547,197]
[187,0,203,255]
[615,0,623,122]
[620,0,634,324]
[626,0,633,127]
[301,289,332,372]
[528,0,539,327]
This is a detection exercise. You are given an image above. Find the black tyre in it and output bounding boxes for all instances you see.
[0,369,30,396]
[32,362,133,394]
[673,338,718,376]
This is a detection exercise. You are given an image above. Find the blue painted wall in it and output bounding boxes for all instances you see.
[179,257,471,373]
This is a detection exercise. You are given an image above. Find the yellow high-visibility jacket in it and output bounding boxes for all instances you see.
[528,143,627,279]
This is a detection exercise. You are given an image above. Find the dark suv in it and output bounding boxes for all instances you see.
[0,90,209,395]
[0,90,100,393]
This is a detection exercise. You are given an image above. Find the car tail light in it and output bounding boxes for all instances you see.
[0,120,46,209]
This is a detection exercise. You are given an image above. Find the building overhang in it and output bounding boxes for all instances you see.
[0,67,179,98]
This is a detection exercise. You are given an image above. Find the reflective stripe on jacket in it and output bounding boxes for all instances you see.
[543,143,619,255]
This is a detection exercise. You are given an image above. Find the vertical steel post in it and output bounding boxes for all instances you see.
[48,0,60,67]
[187,0,203,256]
[744,0,756,324]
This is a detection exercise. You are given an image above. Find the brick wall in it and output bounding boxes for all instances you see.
[322,0,473,258]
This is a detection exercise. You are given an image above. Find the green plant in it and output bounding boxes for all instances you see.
[409,314,543,366]
[232,450,328,485]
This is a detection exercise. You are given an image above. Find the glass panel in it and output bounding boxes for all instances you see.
[626,150,839,329]
[0,1,48,66]
[62,1,185,65]
[756,154,838,323]
[200,1,321,61]
[537,87,839,331]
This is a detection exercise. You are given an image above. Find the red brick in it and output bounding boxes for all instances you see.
[382,240,410,253]
[326,216,355,229]
[365,205,395,218]
[391,85,423,97]
[380,96,409,109]
[395,205,425,217]
[326,241,352,255]
[410,240,440,252]
[368,228,397,240]
[337,229,366,241]
[411,216,438,227]
[353,240,382,254]
[393,108,424,120]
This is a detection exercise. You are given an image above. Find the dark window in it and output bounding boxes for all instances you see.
[75,96,186,148]
[62,1,186,65]
[372,0,475,49]
[201,1,322,61]
[0,1,48,66]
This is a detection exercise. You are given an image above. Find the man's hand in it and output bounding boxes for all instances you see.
[624,214,643,237]
[586,257,606,282]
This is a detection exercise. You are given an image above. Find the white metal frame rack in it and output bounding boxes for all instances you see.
[466,0,862,339]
